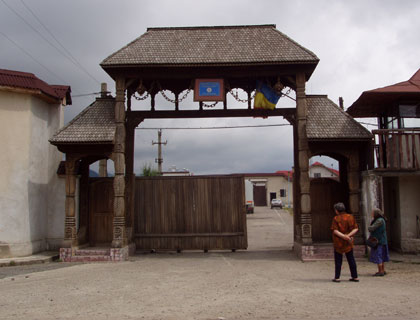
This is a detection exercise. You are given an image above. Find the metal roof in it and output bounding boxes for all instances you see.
[50,97,115,145]
[0,68,71,104]
[101,25,319,69]
[307,95,372,140]
[347,68,420,117]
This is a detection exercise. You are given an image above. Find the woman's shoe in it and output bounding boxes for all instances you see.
[373,272,385,276]
[349,278,359,282]
[332,279,341,283]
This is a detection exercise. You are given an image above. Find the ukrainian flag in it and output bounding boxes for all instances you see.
[254,81,281,110]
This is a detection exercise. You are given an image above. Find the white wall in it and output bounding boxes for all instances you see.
[0,90,65,257]
[246,175,293,207]
[399,176,420,239]
[309,165,337,178]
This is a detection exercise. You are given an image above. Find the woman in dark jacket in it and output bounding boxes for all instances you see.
[368,208,389,276]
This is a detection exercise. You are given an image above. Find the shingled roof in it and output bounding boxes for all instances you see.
[101,25,319,68]
[50,97,115,145]
[307,95,372,140]
[0,68,71,105]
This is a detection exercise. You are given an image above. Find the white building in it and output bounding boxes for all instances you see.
[244,172,293,208]
[309,161,339,179]
[0,69,71,258]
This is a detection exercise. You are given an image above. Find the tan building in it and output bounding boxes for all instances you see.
[244,172,293,208]
[0,69,71,258]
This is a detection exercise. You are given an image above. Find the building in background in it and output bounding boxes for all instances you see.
[162,165,192,177]
[309,161,339,180]
[0,69,71,258]
[243,171,293,208]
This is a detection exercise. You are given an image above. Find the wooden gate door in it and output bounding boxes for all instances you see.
[89,178,114,245]
[310,178,346,242]
[134,175,247,250]
[253,185,267,206]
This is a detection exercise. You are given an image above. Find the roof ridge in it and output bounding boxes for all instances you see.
[307,95,372,139]
[271,28,319,61]
[100,32,149,66]
[146,24,276,31]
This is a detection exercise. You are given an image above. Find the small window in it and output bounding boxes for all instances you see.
[314,172,321,178]
[280,189,286,197]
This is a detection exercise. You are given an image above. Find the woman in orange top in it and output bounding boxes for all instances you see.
[330,202,359,282]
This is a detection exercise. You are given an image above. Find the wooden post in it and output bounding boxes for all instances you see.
[112,77,127,248]
[78,160,89,244]
[348,152,361,240]
[63,157,78,247]
[125,119,138,240]
[99,159,107,177]
[296,72,312,245]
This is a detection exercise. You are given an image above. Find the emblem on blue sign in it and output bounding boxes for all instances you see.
[199,82,220,96]
[194,79,225,101]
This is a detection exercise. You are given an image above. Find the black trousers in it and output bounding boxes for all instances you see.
[334,249,358,279]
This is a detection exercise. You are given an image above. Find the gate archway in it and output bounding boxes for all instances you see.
[50,25,373,261]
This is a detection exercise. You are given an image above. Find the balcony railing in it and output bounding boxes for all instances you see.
[373,129,420,170]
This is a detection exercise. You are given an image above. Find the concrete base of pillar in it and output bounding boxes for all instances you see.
[59,243,136,262]
[294,242,366,261]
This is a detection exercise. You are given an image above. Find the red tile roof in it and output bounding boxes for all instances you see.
[0,69,71,104]
[311,161,339,176]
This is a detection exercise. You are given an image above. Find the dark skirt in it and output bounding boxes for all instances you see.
[369,244,390,264]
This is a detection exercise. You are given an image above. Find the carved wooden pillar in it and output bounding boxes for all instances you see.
[296,72,312,244]
[63,156,78,247]
[112,77,127,248]
[348,152,362,239]
[125,117,137,240]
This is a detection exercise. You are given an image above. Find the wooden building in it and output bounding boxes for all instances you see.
[347,68,420,253]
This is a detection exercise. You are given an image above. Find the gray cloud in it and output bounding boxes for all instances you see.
[1,0,419,174]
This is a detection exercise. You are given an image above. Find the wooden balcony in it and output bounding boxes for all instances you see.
[373,129,420,171]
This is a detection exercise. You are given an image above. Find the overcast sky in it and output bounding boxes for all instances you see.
[1,0,419,175]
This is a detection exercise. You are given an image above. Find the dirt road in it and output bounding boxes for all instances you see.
[1,207,419,320]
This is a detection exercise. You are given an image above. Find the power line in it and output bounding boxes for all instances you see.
[1,0,100,86]
[0,30,68,85]
[72,92,102,98]
[19,0,100,85]
[136,123,291,130]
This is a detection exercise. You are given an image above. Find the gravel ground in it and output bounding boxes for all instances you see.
[1,207,419,320]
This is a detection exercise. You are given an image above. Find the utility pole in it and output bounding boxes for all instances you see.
[152,129,167,174]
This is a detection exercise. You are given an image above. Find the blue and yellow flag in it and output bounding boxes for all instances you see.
[254,81,281,110]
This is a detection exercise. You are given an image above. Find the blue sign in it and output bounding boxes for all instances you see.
[199,81,221,97]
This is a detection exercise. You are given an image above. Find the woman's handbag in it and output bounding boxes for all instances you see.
[367,236,378,248]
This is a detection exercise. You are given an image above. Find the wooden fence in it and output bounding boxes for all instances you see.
[373,129,420,170]
[134,175,247,251]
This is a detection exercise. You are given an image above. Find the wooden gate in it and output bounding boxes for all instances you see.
[310,178,346,242]
[134,175,247,250]
[89,178,114,245]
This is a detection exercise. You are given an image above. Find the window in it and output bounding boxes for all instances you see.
[280,189,286,197]
[314,172,321,178]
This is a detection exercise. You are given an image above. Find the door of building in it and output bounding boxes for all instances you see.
[254,185,267,206]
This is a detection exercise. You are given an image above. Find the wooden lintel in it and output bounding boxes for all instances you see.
[129,108,295,125]
[135,232,245,238]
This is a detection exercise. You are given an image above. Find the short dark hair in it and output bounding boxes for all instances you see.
[334,202,346,212]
